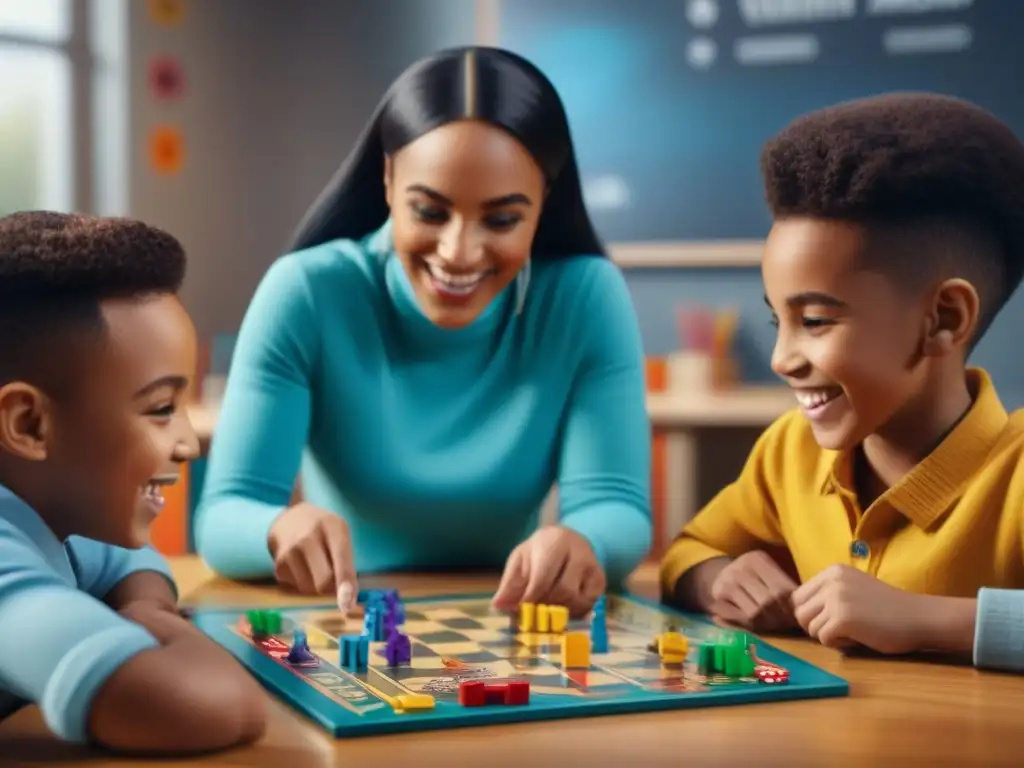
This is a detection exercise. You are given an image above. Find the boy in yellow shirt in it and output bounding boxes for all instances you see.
[660,93,1024,668]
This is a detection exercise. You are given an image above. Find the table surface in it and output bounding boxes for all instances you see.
[2,558,1021,767]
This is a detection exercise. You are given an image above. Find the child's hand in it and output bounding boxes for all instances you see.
[792,565,928,654]
[708,550,799,632]
[491,526,605,618]
[268,503,358,612]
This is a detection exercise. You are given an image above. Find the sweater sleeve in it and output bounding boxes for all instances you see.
[974,587,1024,673]
[556,259,652,586]
[193,255,320,579]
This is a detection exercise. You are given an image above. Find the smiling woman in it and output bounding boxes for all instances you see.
[193,46,652,618]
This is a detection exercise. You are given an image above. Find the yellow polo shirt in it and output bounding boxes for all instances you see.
[660,369,1024,598]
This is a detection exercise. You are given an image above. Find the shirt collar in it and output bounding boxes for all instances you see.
[0,484,76,581]
[817,368,1009,528]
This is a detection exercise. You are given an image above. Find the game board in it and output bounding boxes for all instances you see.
[192,593,847,737]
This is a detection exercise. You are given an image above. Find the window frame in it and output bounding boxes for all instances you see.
[0,1,96,213]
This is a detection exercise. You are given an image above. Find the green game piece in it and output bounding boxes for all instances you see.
[264,610,282,634]
[697,642,716,674]
[247,610,267,636]
[247,609,282,637]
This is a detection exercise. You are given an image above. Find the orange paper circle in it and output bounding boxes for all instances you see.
[148,0,186,27]
[149,126,185,175]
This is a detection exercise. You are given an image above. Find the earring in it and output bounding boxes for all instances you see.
[515,259,532,315]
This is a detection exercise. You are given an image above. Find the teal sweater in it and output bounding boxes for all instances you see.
[194,224,652,584]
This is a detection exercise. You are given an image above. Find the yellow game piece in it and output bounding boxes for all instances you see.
[520,602,535,632]
[561,632,590,668]
[536,603,550,632]
[548,605,569,633]
[393,693,435,712]
[658,632,689,665]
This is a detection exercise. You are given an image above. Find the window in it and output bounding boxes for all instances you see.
[0,0,124,218]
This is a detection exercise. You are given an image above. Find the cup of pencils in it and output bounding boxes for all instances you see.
[667,304,739,391]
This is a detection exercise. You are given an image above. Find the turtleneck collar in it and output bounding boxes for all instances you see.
[365,220,513,348]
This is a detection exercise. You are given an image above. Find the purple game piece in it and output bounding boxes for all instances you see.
[286,630,318,666]
[384,630,411,666]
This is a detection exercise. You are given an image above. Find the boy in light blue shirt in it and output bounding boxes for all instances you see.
[0,212,266,754]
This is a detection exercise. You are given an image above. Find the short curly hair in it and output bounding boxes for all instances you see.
[0,210,187,392]
[760,92,1024,338]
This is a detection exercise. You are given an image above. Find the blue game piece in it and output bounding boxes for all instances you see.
[363,606,387,642]
[590,595,608,653]
[340,634,369,671]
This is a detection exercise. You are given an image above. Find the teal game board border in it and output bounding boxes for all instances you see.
[191,592,848,737]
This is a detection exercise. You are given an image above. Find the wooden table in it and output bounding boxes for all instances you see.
[4,558,1020,767]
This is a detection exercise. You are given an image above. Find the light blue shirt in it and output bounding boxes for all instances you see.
[195,222,652,584]
[974,588,1024,672]
[0,485,172,742]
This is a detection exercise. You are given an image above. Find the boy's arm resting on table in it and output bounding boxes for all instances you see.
[65,537,178,613]
[193,256,318,580]
[556,261,652,586]
[0,544,266,754]
[659,415,793,609]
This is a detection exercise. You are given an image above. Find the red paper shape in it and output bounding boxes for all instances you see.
[149,57,184,100]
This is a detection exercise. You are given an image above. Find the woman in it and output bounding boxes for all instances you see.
[194,46,651,617]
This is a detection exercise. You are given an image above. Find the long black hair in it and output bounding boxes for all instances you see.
[287,46,605,258]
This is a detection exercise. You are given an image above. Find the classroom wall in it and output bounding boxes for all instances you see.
[126,0,1024,408]
[127,0,477,337]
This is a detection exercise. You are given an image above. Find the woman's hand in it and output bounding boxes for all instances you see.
[267,503,358,611]
[491,526,606,618]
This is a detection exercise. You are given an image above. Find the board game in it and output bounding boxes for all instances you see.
[192,592,848,737]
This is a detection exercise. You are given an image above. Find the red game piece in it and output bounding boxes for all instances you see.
[505,680,530,705]
[459,680,486,707]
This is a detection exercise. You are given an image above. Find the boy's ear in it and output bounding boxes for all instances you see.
[0,383,52,461]
[922,278,979,357]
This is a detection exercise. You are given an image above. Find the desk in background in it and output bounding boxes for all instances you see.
[178,386,794,559]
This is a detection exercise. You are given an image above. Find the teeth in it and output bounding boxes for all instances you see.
[795,389,839,409]
[143,482,166,507]
[425,262,487,293]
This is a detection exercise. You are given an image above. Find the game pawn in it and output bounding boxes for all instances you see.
[285,630,319,667]
[384,629,411,666]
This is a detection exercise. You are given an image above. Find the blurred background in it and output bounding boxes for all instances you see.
[3,0,1020,558]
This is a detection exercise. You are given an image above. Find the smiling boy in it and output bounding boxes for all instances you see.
[0,212,266,752]
[660,93,1024,667]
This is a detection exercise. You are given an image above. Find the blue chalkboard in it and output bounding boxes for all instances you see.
[498,0,1022,243]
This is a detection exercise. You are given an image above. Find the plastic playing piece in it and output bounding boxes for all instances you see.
[520,602,535,632]
[657,632,688,665]
[561,632,590,669]
[247,609,282,637]
[458,680,530,707]
[286,630,317,665]
[548,605,568,633]
[591,622,609,654]
[459,680,486,707]
[384,630,411,666]
[536,604,550,632]
[363,607,387,642]
[392,693,434,712]
[340,634,369,671]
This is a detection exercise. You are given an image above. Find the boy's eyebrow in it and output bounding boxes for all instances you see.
[763,292,847,309]
[133,375,189,398]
